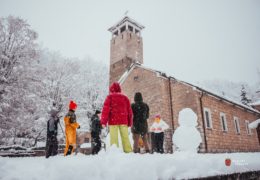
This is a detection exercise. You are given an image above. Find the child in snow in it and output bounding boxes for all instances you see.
[150,114,169,153]
[90,110,102,155]
[101,82,133,153]
[64,101,80,156]
[45,108,60,158]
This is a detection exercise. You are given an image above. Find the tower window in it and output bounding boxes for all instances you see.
[120,26,126,33]
[128,25,133,32]
[135,29,139,34]
[113,30,118,37]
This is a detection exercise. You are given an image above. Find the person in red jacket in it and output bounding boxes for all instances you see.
[101,82,133,153]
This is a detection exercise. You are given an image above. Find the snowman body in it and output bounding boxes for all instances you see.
[172,108,202,152]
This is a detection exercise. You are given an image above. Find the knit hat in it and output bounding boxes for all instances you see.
[69,101,77,110]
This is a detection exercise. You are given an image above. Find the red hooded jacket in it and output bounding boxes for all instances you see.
[101,82,133,127]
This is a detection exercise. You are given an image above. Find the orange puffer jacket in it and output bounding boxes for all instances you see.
[64,110,80,155]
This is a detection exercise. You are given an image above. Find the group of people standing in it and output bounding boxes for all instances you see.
[92,82,169,154]
[45,82,169,158]
[45,101,80,158]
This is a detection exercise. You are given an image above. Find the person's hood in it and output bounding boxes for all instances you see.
[134,92,143,102]
[110,82,121,93]
[49,108,59,117]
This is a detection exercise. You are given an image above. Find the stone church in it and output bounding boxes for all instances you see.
[108,16,260,153]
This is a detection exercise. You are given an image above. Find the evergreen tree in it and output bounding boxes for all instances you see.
[241,85,251,105]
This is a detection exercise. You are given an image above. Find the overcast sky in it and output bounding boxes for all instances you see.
[1,0,260,85]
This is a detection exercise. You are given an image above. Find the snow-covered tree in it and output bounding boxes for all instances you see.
[0,16,39,145]
[198,79,256,104]
[0,16,109,147]
[241,85,252,105]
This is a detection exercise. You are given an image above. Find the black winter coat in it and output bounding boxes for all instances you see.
[131,93,149,134]
[91,114,102,134]
[47,116,59,137]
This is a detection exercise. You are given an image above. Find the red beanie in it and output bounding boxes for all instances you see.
[69,101,77,110]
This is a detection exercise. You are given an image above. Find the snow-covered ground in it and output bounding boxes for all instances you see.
[1,107,260,179]
[0,148,260,180]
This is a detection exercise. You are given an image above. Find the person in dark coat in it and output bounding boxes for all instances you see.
[131,92,150,153]
[45,108,60,158]
[91,110,102,155]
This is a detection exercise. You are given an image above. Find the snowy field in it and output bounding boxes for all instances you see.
[0,148,260,180]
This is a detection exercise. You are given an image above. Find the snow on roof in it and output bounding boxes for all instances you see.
[118,63,260,114]
[250,100,260,106]
[249,119,260,129]
[180,81,260,114]
[108,16,145,32]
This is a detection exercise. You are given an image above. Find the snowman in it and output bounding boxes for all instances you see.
[172,108,202,153]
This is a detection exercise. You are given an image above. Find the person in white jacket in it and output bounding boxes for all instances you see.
[150,114,169,153]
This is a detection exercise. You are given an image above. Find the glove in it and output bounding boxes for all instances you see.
[77,125,80,129]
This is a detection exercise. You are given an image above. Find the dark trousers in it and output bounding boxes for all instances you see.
[133,133,150,153]
[151,132,164,153]
[91,132,101,155]
[45,135,58,158]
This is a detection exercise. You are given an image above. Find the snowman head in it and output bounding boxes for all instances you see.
[178,108,198,127]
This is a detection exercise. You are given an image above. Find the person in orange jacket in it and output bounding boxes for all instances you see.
[64,101,80,156]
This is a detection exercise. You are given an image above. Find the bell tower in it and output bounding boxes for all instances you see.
[108,16,145,85]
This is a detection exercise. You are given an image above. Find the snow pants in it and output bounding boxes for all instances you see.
[64,130,77,156]
[151,132,164,153]
[91,131,101,155]
[109,125,132,153]
[45,135,58,158]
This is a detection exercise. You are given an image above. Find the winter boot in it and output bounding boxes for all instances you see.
[66,145,73,156]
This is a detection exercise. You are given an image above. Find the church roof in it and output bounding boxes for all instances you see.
[118,63,260,115]
[250,100,260,106]
[108,16,145,32]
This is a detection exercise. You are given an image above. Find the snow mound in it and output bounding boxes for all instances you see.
[249,119,260,129]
